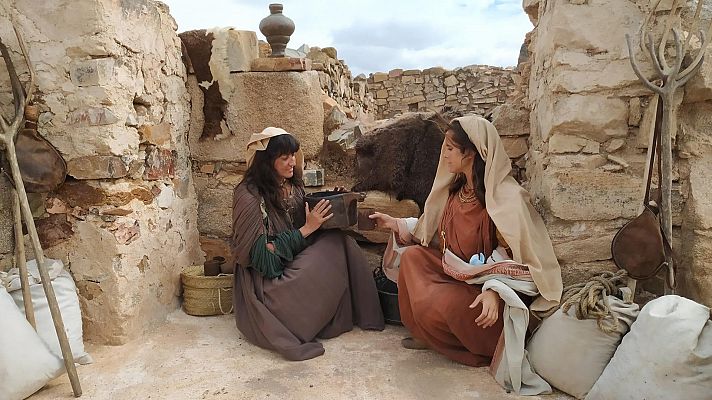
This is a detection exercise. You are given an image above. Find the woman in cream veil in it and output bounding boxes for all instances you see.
[370,115,562,395]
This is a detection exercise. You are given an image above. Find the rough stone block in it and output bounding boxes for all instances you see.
[327,123,359,150]
[196,187,234,238]
[199,236,232,262]
[388,69,403,78]
[548,51,653,95]
[322,94,339,115]
[542,170,641,220]
[523,0,540,25]
[426,92,445,101]
[444,75,458,87]
[628,97,642,126]
[70,58,115,86]
[472,97,498,104]
[250,57,312,72]
[686,155,712,230]
[535,0,643,63]
[679,229,712,307]
[226,29,258,72]
[491,103,529,137]
[67,155,128,179]
[549,134,600,154]
[403,95,426,104]
[502,136,528,158]
[303,169,325,187]
[553,232,615,264]
[549,94,628,142]
[155,185,174,209]
[189,71,324,162]
[144,148,175,180]
[324,106,347,134]
[685,51,712,103]
[606,138,625,153]
[67,107,119,126]
[138,122,171,146]
[372,72,388,83]
[561,261,617,287]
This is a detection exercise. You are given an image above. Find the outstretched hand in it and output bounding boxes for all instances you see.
[368,211,398,232]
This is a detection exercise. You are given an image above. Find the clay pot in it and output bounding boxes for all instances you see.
[219,256,234,274]
[357,207,377,230]
[203,256,226,276]
[258,3,295,58]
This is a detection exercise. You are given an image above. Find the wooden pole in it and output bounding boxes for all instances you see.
[4,138,82,397]
[12,188,35,328]
[0,24,81,398]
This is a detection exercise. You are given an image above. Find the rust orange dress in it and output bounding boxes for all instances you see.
[398,194,504,367]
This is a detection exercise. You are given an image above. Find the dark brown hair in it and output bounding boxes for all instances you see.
[447,120,486,206]
[241,134,303,215]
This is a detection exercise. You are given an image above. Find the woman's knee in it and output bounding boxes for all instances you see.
[399,247,423,271]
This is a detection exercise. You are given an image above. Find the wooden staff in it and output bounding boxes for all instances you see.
[626,0,711,293]
[0,24,82,397]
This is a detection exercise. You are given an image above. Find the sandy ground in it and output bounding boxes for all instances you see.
[30,310,573,400]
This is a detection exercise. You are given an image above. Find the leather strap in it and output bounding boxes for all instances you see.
[644,97,664,207]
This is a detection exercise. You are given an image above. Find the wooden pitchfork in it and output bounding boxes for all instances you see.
[0,23,82,397]
[625,0,711,294]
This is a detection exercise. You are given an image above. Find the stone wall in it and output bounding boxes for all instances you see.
[306,46,376,120]
[524,0,712,306]
[0,0,203,344]
[366,65,517,119]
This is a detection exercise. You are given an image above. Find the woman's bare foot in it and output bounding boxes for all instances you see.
[401,337,428,350]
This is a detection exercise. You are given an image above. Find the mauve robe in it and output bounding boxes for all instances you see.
[230,183,384,361]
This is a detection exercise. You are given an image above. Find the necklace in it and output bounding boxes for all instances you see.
[458,185,477,203]
[280,181,295,221]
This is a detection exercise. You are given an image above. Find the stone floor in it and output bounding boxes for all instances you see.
[31,310,573,400]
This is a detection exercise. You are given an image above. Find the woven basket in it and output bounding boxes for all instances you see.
[181,265,234,316]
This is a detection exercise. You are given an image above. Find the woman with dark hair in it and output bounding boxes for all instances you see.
[230,127,384,361]
[370,116,562,395]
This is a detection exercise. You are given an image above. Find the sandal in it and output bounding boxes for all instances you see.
[401,337,428,350]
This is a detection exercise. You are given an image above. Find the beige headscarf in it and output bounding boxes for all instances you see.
[413,115,562,309]
[246,127,304,170]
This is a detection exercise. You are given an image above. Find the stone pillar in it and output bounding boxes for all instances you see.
[0,0,203,344]
[524,0,712,306]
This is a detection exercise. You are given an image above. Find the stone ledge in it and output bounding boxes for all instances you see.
[250,57,312,72]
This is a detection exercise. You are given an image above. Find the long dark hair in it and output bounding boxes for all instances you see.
[447,120,486,206]
[242,134,303,215]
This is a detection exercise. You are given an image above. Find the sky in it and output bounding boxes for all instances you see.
[160,0,533,76]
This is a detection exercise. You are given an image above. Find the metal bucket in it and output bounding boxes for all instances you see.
[374,267,402,325]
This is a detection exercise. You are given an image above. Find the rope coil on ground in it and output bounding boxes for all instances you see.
[539,270,629,334]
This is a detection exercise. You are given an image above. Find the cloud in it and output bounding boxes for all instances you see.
[160,0,532,75]
[332,21,448,51]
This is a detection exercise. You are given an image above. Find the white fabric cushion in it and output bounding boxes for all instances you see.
[586,295,712,400]
[0,285,64,400]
